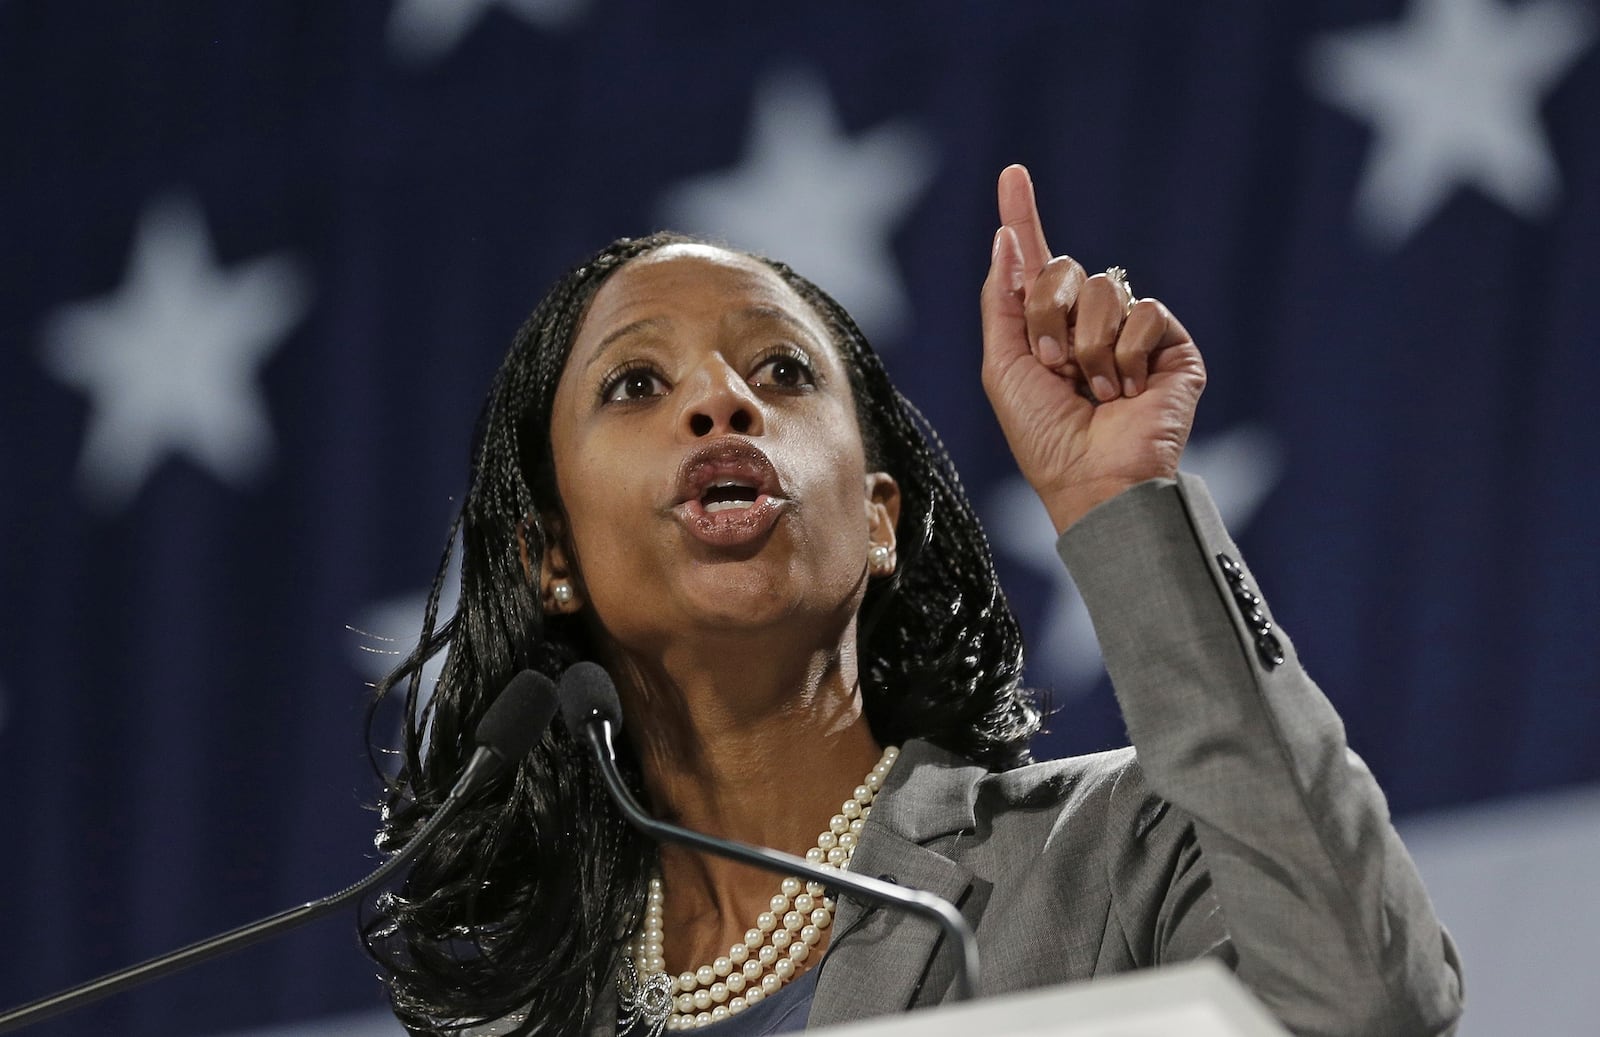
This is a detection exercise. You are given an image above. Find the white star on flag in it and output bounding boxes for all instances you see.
[39,194,312,510]
[984,426,1284,697]
[1306,0,1596,247]
[387,0,590,63]
[657,68,937,343]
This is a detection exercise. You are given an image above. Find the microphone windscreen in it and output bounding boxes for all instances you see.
[475,670,558,761]
[558,661,624,733]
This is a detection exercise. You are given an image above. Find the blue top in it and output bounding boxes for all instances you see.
[700,968,817,1035]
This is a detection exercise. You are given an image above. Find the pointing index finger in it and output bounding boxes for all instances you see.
[997,164,1052,284]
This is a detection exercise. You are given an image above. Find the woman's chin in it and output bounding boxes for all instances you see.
[671,571,850,636]
[680,589,799,632]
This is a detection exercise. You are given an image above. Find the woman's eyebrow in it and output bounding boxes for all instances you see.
[583,317,672,372]
[731,305,821,342]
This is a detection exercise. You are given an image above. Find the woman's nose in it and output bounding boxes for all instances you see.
[679,360,764,439]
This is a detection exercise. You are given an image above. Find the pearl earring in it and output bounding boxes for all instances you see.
[551,580,575,608]
[868,544,893,575]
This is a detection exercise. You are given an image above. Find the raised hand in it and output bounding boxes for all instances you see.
[979,164,1207,533]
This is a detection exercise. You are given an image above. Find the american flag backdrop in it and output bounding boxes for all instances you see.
[2,2,1597,1034]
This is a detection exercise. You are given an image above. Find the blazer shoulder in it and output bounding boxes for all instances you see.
[982,745,1135,805]
[887,740,1186,862]
[976,747,1179,844]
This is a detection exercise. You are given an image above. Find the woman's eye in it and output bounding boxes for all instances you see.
[602,368,668,403]
[751,354,815,390]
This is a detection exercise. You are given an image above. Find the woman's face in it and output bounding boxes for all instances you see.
[545,244,899,656]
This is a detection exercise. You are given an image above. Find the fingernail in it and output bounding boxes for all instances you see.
[1092,376,1118,402]
[1123,377,1139,398]
[991,227,1003,260]
[1037,335,1063,366]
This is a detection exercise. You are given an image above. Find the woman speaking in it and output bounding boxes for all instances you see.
[363,166,1465,1036]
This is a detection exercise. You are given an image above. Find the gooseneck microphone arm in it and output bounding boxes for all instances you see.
[558,662,980,1002]
[0,789,456,1033]
[0,670,559,1034]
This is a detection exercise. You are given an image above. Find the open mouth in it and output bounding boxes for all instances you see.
[670,440,790,546]
[700,479,762,514]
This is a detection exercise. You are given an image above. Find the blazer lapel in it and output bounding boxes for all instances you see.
[808,741,989,1029]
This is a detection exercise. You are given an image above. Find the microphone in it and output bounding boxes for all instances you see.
[556,661,980,1002]
[0,670,559,1033]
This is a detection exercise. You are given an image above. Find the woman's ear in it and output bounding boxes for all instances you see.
[517,511,585,614]
[865,472,901,577]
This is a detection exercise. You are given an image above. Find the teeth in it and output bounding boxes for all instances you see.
[700,478,761,514]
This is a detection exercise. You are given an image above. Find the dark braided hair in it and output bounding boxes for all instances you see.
[362,233,1039,1035]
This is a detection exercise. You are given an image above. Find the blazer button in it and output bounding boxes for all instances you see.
[1255,632,1285,669]
[1216,554,1243,583]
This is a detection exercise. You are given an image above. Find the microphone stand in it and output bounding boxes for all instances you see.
[0,661,559,1034]
[0,787,469,1034]
[580,717,981,1002]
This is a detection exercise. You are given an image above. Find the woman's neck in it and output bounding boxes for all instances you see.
[606,625,886,972]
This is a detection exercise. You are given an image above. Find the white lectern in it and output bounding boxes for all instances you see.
[816,960,1290,1036]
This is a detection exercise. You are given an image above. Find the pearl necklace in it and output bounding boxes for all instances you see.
[617,745,900,1033]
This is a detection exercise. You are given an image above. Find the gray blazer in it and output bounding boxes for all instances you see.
[569,475,1463,1036]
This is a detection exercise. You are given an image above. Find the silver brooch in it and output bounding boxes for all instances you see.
[616,955,675,1037]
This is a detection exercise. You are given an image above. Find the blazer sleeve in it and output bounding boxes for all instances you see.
[1056,474,1465,1037]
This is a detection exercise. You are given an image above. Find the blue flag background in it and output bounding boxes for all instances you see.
[2,2,1597,1034]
